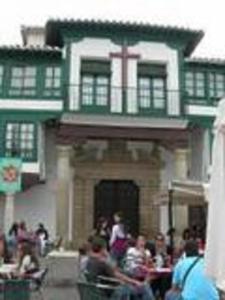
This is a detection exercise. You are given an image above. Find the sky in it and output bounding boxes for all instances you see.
[1,0,225,58]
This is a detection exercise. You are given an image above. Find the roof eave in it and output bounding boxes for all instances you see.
[45,19,205,52]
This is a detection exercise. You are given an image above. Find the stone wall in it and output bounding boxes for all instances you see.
[71,141,162,247]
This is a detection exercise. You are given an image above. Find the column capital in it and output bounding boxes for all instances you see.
[174,148,189,156]
[57,145,73,158]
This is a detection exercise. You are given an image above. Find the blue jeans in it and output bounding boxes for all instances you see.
[111,283,155,300]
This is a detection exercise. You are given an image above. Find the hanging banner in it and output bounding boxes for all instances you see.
[0,158,22,194]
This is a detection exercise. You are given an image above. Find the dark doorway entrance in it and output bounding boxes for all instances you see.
[94,180,139,236]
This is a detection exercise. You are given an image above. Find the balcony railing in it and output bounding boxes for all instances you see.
[0,86,63,100]
[68,85,182,118]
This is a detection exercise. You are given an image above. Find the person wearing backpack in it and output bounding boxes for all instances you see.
[165,240,219,300]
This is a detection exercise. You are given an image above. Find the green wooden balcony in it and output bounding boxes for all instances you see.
[0,85,63,100]
[67,84,183,118]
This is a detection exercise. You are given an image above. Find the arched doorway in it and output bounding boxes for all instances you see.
[94,180,139,235]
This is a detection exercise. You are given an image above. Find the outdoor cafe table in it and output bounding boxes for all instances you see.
[0,265,17,278]
[148,267,172,277]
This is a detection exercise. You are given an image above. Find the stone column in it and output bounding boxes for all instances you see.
[73,177,85,248]
[4,194,15,234]
[175,149,189,180]
[173,148,189,235]
[56,145,72,248]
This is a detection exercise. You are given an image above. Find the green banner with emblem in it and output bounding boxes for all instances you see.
[0,158,22,194]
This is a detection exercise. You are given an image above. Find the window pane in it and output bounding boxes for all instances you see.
[154,98,164,109]
[96,76,108,85]
[82,85,93,94]
[24,77,36,87]
[210,89,216,98]
[11,78,22,88]
[153,89,164,98]
[153,78,164,89]
[139,89,150,97]
[96,86,107,95]
[216,74,224,83]
[46,67,53,77]
[139,78,150,88]
[216,81,224,90]
[25,67,36,76]
[23,89,36,96]
[54,67,61,78]
[196,72,204,81]
[196,88,205,97]
[53,78,61,88]
[82,76,94,85]
[196,80,205,88]
[82,94,93,105]
[140,97,151,108]
[185,72,194,80]
[12,67,23,77]
[96,95,108,106]
[45,78,52,88]
[216,90,224,98]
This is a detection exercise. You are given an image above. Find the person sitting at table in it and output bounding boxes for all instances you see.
[165,240,219,300]
[0,234,12,264]
[148,233,172,299]
[124,235,152,279]
[78,242,90,273]
[17,241,39,278]
[86,237,154,300]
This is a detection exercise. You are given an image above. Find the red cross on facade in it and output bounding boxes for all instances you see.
[110,41,140,88]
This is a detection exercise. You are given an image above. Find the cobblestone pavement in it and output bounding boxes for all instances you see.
[43,286,78,300]
[39,255,80,300]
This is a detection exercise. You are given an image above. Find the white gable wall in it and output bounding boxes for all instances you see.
[69,38,180,115]
[70,38,121,111]
[129,42,179,115]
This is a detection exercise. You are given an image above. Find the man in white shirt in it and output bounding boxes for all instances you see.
[124,235,151,278]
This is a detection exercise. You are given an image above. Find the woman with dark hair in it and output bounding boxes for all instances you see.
[17,241,39,277]
[0,234,12,264]
[95,217,111,248]
[109,212,127,264]
[8,222,19,257]
[17,221,28,242]
[9,223,19,237]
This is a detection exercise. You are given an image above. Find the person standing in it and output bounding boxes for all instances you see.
[109,212,127,265]
[35,223,49,256]
[17,221,28,242]
[95,217,111,248]
[7,222,19,257]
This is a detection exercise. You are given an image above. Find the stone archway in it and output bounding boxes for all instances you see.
[72,160,161,247]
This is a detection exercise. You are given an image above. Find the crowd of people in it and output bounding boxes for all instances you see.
[78,212,219,300]
[0,221,50,279]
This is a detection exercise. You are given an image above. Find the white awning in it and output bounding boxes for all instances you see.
[154,179,209,206]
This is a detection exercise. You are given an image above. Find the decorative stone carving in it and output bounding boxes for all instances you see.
[71,140,163,166]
